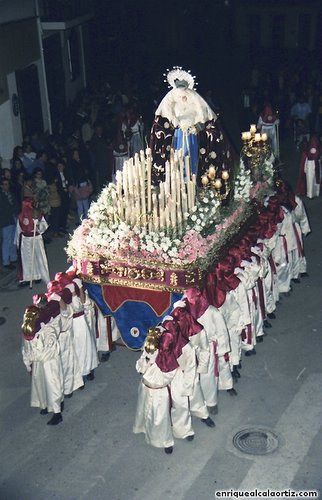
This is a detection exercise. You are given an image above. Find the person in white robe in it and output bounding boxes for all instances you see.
[47,290,84,397]
[291,195,311,278]
[133,346,176,453]
[65,280,99,382]
[296,135,321,199]
[168,305,214,440]
[15,199,50,286]
[22,301,64,425]
[185,288,231,414]
[257,103,280,158]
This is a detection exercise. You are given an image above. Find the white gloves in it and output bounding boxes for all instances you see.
[73,278,83,289]
[49,292,61,302]
[65,283,75,293]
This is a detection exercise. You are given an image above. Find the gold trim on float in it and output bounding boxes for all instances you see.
[79,274,198,293]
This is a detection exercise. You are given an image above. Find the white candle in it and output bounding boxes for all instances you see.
[261,133,268,141]
[179,154,185,190]
[170,164,176,206]
[189,180,195,208]
[123,162,128,196]
[250,124,256,134]
[140,184,146,226]
[181,190,188,218]
[191,175,196,207]
[165,161,170,197]
[177,212,182,236]
[185,155,191,183]
[176,171,181,211]
[147,153,152,213]
[254,133,261,142]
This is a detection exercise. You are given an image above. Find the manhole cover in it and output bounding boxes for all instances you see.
[232,428,279,455]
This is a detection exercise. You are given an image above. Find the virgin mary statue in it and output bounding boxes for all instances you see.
[149,67,234,184]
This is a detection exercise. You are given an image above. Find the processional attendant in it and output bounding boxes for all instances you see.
[21,295,65,425]
[133,325,177,454]
[257,103,280,159]
[15,199,50,287]
[184,288,231,415]
[47,279,84,397]
[296,135,322,199]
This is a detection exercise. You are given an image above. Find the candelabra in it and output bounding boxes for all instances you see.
[200,165,230,200]
[241,125,272,181]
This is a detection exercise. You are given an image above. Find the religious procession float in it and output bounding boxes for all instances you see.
[66,67,277,349]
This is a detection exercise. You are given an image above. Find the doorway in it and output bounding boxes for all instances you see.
[15,64,43,138]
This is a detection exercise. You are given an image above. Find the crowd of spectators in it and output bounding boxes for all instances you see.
[0,78,164,274]
[239,60,322,145]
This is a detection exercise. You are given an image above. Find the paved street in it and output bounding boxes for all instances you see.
[1,120,321,499]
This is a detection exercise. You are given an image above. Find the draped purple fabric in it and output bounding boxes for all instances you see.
[155,327,179,373]
[202,270,226,308]
[185,287,209,320]
[215,255,240,292]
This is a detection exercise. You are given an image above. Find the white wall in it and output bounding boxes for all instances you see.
[0,73,23,167]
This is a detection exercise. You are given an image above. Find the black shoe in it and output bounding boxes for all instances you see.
[40,408,48,415]
[227,388,238,396]
[257,336,264,343]
[65,393,73,399]
[186,435,194,441]
[245,348,256,357]
[267,312,276,319]
[35,279,42,284]
[18,281,28,288]
[164,446,173,454]
[232,366,241,378]
[291,278,300,284]
[201,417,215,428]
[79,384,85,390]
[208,405,218,415]
[99,352,110,362]
[4,263,16,270]
[263,319,272,328]
[300,272,309,278]
[0,317,6,326]
[47,413,63,426]
[86,371,95,381]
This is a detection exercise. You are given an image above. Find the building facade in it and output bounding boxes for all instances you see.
[0,0,94,167]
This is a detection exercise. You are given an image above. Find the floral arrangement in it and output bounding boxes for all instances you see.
[66,154,275,272]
